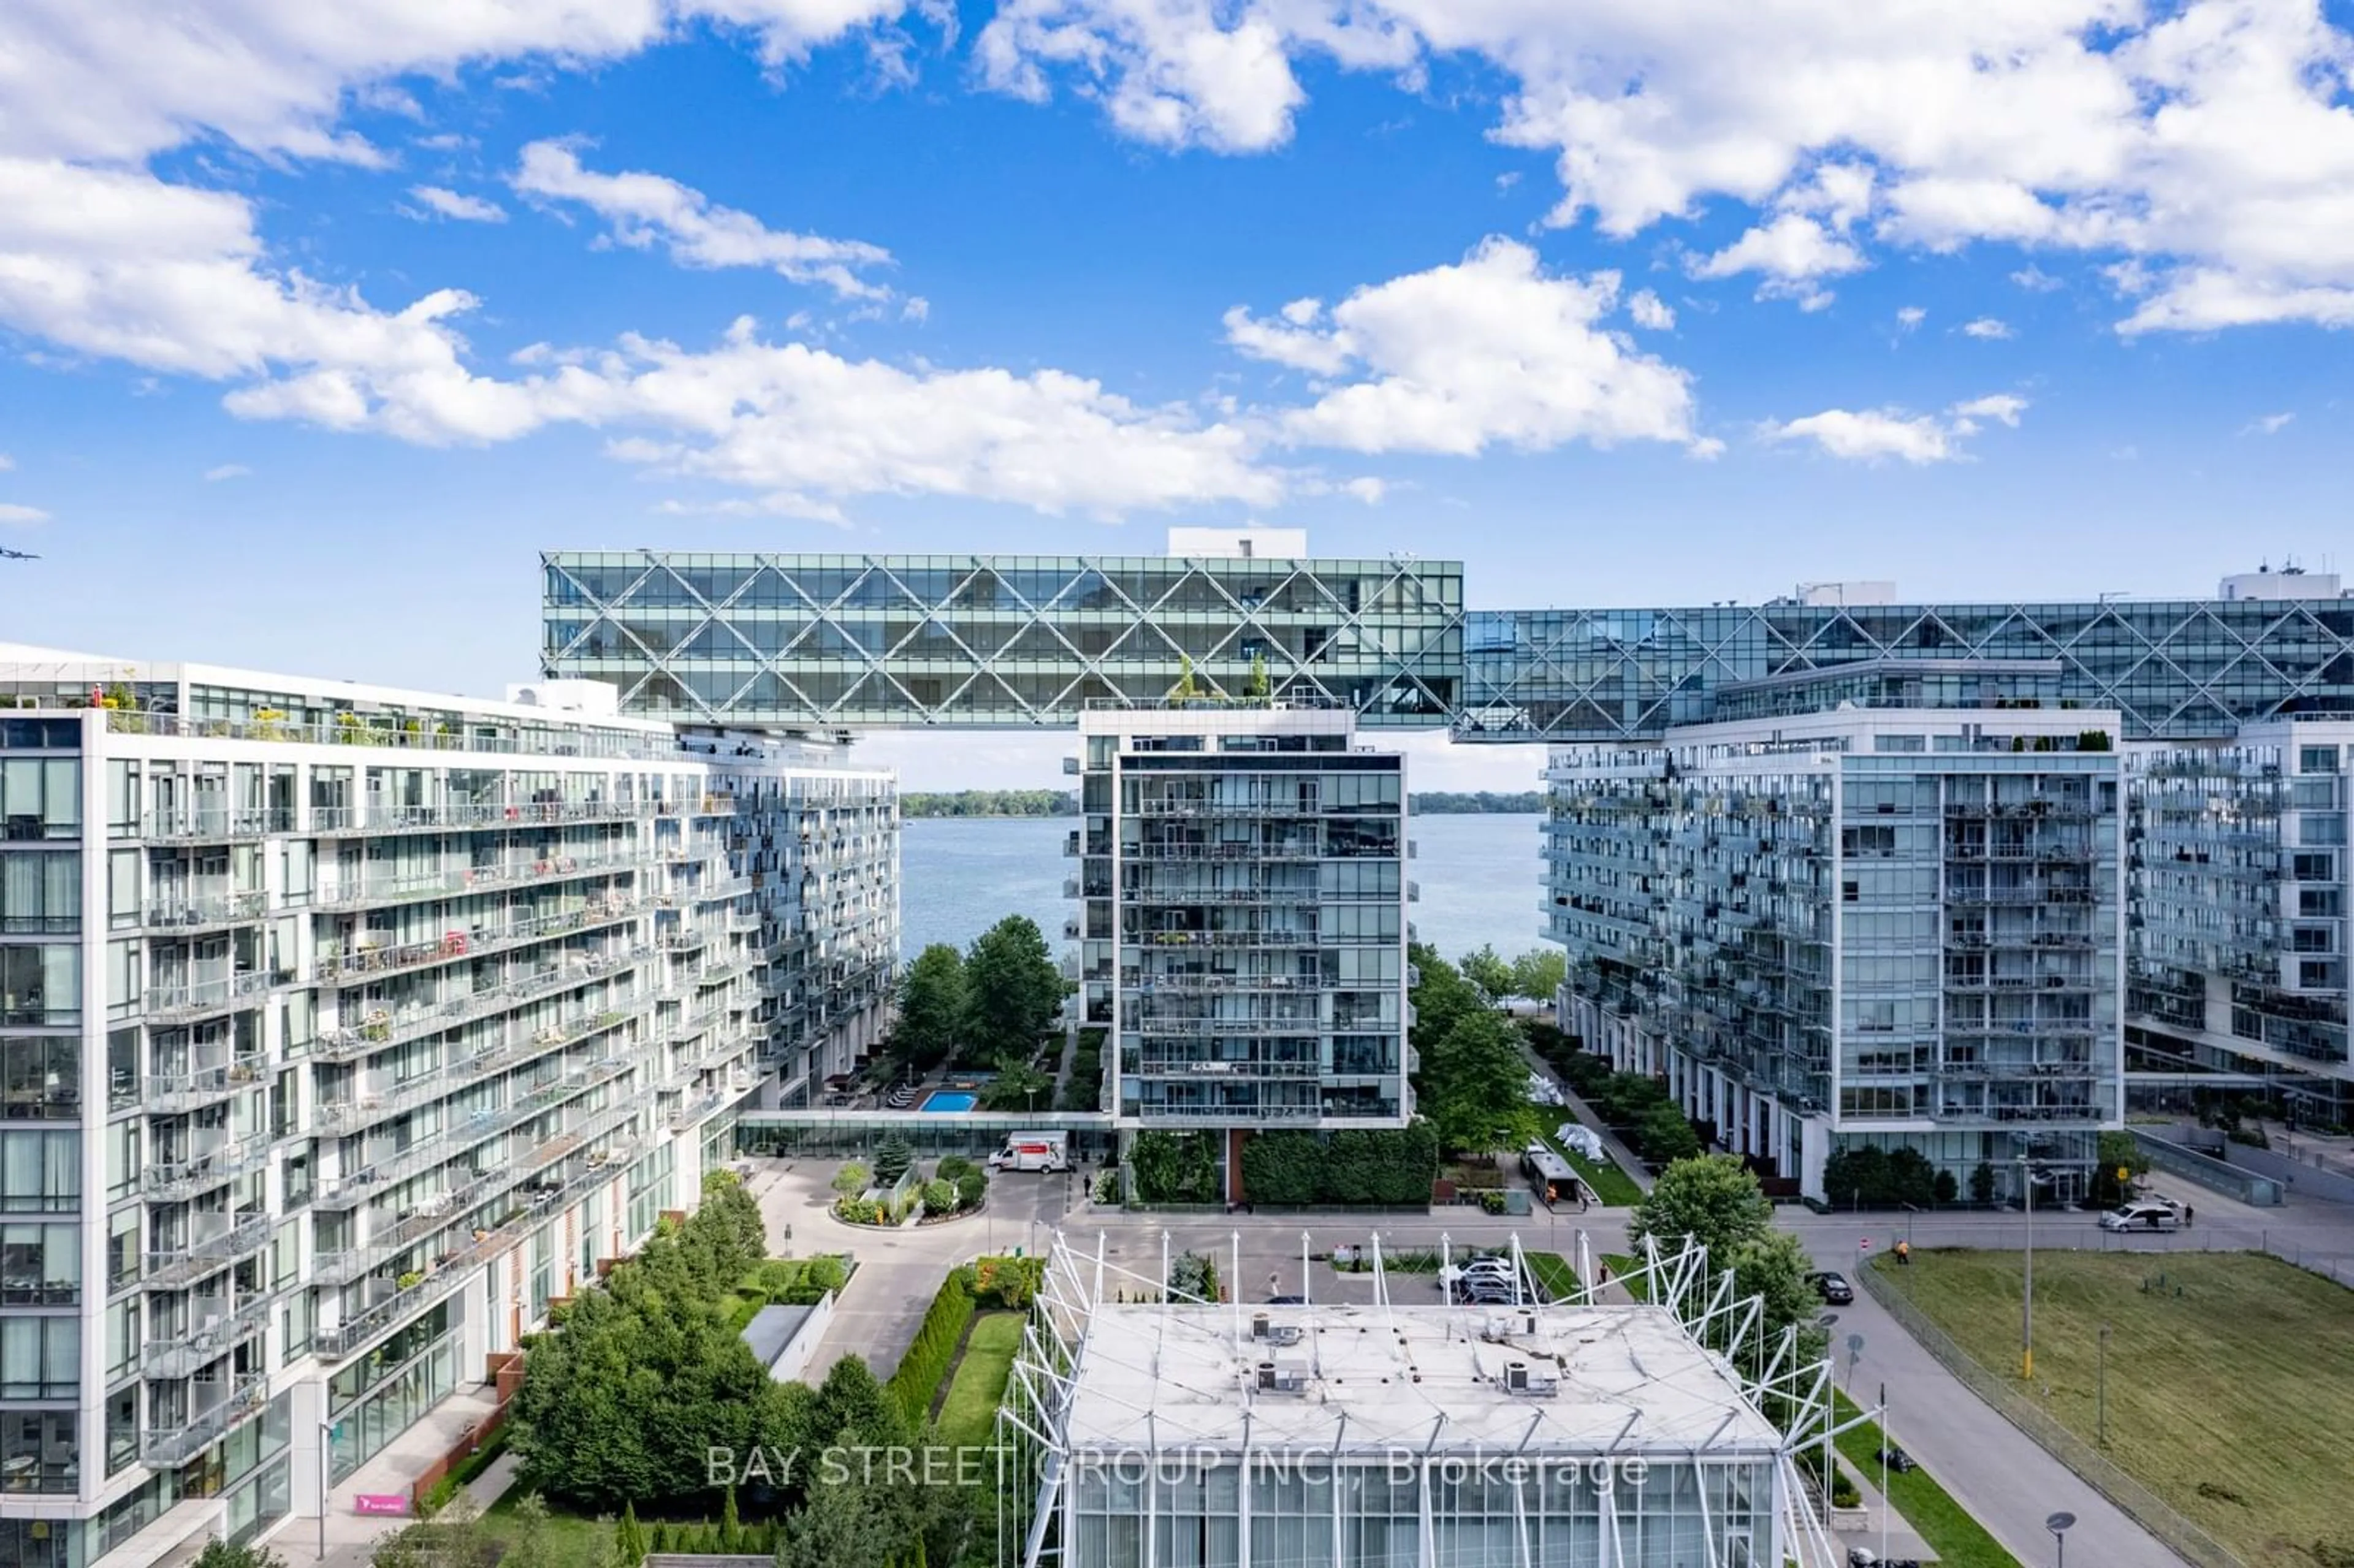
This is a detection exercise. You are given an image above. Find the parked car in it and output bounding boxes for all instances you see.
[2100,1201,2181,1232]
[1808,1271,1854,1304]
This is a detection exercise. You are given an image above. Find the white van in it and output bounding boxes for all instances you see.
[988,1132,1070,1173]
[2099,1200,2180,1233]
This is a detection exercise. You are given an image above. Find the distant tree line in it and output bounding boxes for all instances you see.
[901,790,1077,817]
[1408,791,1544,813]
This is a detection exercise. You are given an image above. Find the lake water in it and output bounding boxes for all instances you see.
[899,813,1550,967]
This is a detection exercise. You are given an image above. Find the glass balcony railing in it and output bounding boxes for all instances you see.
[142,1372,270,1467]
[143,1295,272,1381]
[313,899,644,984]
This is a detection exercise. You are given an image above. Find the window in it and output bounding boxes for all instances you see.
[2293,852,2336,881]
[2300,888,2344,918]
[0,853,80,934]
[0,1129,78,1211]
[2298,814,2347,847]
[2299,745,2340,775]
[0,945,78,1026]
[0,1314,79,1398]
[1,1035,78,1121]
[0,1222,79,1303]
[0,758,80,840]
[0,1409,77,1492]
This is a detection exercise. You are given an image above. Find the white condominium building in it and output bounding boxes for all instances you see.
[0,648,896,1567]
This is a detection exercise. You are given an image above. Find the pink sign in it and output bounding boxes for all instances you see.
[354,1494,410,1517]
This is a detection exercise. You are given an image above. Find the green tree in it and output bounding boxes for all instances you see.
[2092,1128,2149,1205]
[962,916,1064,1062]
[1415,1008,1537,1154]
[496,1494,558,1568]
[369,1495,498,1568]
[831,1160,872,1197]
[1728,1228,1820,1339]
[1509,948,1567,1002]
[872,1132,914,1187]
[978,1054,1052,1113]
[1458,944,1515,999]
[920,1176,955,1214]
[1636,1103,1703,1163]
[1407,943,1484,1055]
[1629,1153,1773,1263]
[193,1542,288,1568]
[891,945,967,1071]
[1246,652,1271,699]
[609,1500,645,1568]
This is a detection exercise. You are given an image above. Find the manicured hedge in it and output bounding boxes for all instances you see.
[886,1266,977,1426]
[1239,1124,1441,1206]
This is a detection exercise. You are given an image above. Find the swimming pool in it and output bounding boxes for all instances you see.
[920,1091,977,1114]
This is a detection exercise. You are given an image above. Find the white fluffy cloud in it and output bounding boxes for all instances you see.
[1227,239,1707,457]
[1764,392,2029,463]
[406,186,506,223]
[1627,289,1675,330]
[511,141,892,299]
[0,503,49,524]
[974,0,2354,334]
[1690,213,1865,283]
[1962,316,2014,340]
[2244,411,2295,435]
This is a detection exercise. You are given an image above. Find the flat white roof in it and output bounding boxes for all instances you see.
[1062,1303,1780,1458]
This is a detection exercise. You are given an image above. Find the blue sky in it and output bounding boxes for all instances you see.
[4,2,2352,785]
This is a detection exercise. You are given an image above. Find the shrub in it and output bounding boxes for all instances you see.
[1168,1251,1219,1301]
[974,1254,1043,1310]
[955,1170,988,1211]
[1479,1190,1508,1214]
[937,1155,976,1182]
[885,1267,977,1425]
[832,1160,872,1197]
[801,1254,848,1293]
[921,1178,956,1215]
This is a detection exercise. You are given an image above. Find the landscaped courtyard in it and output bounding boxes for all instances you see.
[1880,1249,2354,1568]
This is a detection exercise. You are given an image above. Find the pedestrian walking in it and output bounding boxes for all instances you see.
[1268,1271,1280,1300]
[1895,1239,1911,1266]
[2184,1203,2194,1228]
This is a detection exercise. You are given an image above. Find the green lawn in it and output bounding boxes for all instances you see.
[1828,1390,2020,1568]
[1523,1250,1578,1301]
[933,1311,1025,1452]
[1537,1122,1644,1206]
[1597,1252,1651,1301]
[1878,1249,2354,1568]
[481,1491,614,1561]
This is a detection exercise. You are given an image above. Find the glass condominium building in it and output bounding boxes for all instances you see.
[2128,720,2351,1117]
[1549,695,2127,1203]
[0,649,894,1567]
[1074,704,1411,1182]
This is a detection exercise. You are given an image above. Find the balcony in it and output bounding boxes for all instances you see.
[313,1051,637,1205]
[313,951,647,1061]
[144,1139,274,1201]
[145,1213,272,1290]
[146,1057,266,1114]
[313,1130,641,1361]
[146,969,276,1023]
[142,809,278,843]
[143,889,269,931]
[142,1373,270,1467]
[311,850,650,914]
[311,799,655,837]
[314,900,643,986]
[143,1294,272,1380]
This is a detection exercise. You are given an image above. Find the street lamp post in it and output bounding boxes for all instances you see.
[2046,1511,2075,1568]
[2019,1154,2037,1380]
[318,1417,337,1563]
